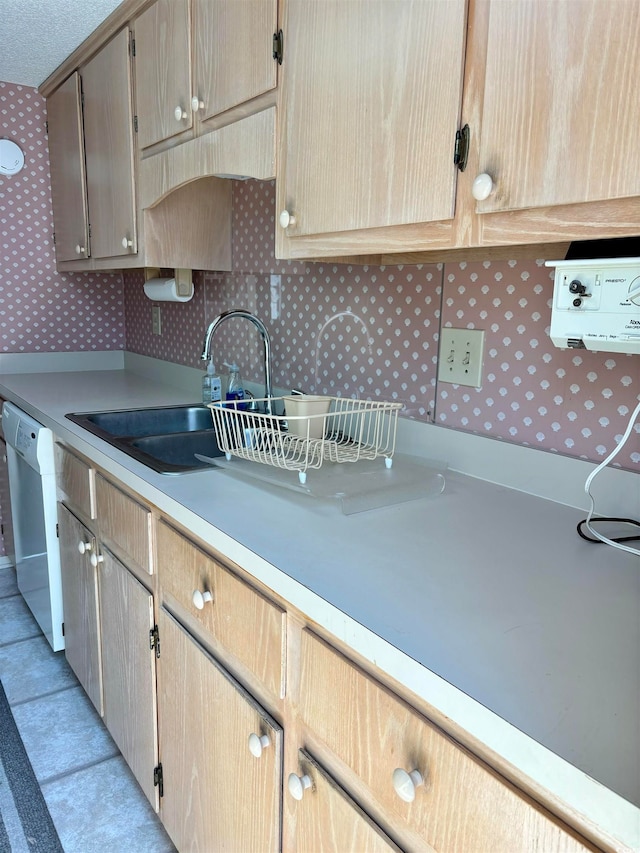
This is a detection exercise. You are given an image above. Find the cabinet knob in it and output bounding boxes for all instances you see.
[279,210,296,229]
[192,589,213,610]
[248,733,271,758]
[75,244,86,255]
[77,539,93,555]
[191,96,204,112]
[392,768,424,803]
[121,237,133,250]
[174,105,188,121]
[288,772,312,801]
[90,552,104,568]
[471,172,494,201]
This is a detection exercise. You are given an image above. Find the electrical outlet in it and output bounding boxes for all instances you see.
[152,305,162,336]
[438,327,485,387]
[270,274,281,320]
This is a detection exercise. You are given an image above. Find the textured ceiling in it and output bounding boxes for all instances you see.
[0,0,124,88]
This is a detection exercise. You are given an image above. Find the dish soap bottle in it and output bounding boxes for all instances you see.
[202,359,221,405]
[224,362,246,409]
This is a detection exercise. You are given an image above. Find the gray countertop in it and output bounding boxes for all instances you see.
[1,366,638,847]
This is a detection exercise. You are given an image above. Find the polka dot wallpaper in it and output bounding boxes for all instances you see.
[0,82,125,353]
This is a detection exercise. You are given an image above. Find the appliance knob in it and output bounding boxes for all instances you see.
[392,767,424,803]
[174,106,188,121]
[248,733,271,758]
[572,298,583,308]
[569,279,586,295]
[279,210,296,229]
[288,772,312,801]
[192,589,213,610]
[471,172,494,201]
[628,276,640,305]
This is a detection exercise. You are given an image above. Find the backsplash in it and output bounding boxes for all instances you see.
[0,82,125,353]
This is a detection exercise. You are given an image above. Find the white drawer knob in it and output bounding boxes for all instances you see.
[174,105,188,121]
[248,733,271,758]
[121,237,133,250]
[279,209,296,229]
[192,589,213,610]
[392,768,424,803]
[90,552,104,568]
[471,172,494,201]
[75,244,86,255]
[191,96,204,112]
[77,539,93,555]
[288,772,312,801]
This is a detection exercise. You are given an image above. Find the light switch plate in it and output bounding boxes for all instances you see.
[152,305,162,336]
[438,327,485,387]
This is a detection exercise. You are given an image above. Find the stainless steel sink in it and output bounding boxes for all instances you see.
[66,404,223,474]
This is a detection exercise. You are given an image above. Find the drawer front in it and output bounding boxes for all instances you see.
[157,519,285,699]
[56,444,95,520]
[95,473,152,574]
[299,630,593,853]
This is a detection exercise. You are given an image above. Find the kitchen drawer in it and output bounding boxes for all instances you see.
[95,473,152,575]
[157,519,285,699]
[299,630,595,853]
[56,443,95,520]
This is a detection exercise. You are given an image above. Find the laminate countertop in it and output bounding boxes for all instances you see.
[1,367,638,850]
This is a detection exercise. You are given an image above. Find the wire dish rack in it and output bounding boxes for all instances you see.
[208,396,403,483]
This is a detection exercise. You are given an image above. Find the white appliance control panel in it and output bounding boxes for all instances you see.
[545,258,640,354]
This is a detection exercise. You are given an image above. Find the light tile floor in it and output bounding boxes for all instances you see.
[0,563,176,853]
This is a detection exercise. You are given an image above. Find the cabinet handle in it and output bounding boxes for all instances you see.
[191,96,204,112]
[75,244,86,255]
[279,210,296,230]
[192,589,213,610]
[174,105,188,121]
[288,772,312,801]
[471,173,494,201]
[248,733,271,758]
[90,552,104,568]
[77,539,93,555]
[392,768,424,803]
[121,237,133,250]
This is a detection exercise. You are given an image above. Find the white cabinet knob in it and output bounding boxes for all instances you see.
[75,244,86,255]
[121,237,133,249]
[77,539,93,555]
[191,96,204,112]
[248,733,271,758]
[288,772,312,801]
[192,589,213,610]
[392,768,424,803]
[471,172,494,201]
[90,552,104,568]
[174,105,188,121]
[279,210,296,229]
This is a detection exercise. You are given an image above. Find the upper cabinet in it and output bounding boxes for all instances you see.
[134,0,278,153]
[277,0,467,238]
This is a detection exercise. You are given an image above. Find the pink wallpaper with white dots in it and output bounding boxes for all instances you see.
[0,82,125,353]
[125,179,639,472]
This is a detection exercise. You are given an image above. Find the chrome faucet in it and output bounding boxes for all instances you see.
[201,310,274,415]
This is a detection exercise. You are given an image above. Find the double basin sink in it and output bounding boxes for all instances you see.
[66,404,224,474]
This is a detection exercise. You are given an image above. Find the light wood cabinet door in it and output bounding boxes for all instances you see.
[134,0,193,149]
[476,0,640,213]
[193,0,278,124]
[81,28,137,259]
[99,548,159,810]
[277,0,467,238]
[96,473,152,575]
[46,73,91,263]
[55,444,95,522]
[289,750,401,853]
[157,608,282,852]
[57,503,103,714]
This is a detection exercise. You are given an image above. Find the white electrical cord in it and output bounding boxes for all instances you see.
[583,398,640,557]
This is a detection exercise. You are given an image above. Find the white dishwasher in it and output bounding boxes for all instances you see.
[3,401,64,651]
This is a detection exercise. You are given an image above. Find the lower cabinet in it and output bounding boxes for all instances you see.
[156,608,283,851]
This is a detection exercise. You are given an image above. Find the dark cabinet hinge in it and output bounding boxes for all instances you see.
[453,124,470,172]
[134,115,138,133]
[130,35,136,57]
[61,622,65,637]
[52,231,56,245]
[56,522,59,538]
[153,763,163,797]
[45,120,49,134]
[273,29,283,64]
[149,625,160,658]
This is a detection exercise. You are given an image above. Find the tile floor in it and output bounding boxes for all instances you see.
[0,562,176,853]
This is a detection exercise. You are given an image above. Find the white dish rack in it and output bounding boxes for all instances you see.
[208,396,403,483]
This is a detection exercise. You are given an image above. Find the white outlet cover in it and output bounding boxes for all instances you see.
[438,327,485,388]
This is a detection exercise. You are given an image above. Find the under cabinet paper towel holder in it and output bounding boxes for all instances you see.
[143,268,193,302]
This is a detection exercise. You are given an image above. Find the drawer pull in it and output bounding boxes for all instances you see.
[192,589,213,610]
[248,733,271,758]
[288,772,312,801]
[90,552,104,568]
[392,768,424,803]
[77,539,93,555]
